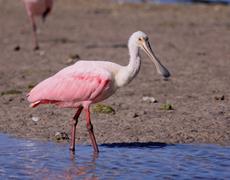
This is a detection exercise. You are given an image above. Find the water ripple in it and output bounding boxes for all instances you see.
[0,134,229,179]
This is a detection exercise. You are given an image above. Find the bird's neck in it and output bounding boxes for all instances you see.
[127,46,141,80]
[116,45,141,87]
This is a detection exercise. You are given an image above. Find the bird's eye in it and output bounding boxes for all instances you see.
[138,38,142,41]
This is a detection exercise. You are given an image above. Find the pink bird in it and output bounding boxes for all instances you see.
[22,0,53,50]
[27,31,170,153]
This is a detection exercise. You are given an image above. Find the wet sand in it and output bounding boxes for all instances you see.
[0,0,229,146]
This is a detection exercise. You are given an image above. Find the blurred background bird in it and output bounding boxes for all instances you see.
[22,0,53,50]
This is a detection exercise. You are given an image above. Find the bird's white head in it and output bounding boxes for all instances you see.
[128,31,170,78]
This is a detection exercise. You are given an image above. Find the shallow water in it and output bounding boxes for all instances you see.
[116,0,230,5]
[0,134,229,179]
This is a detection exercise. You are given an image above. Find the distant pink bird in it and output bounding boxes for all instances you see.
[27,31,170,153]
[22,0,53,50]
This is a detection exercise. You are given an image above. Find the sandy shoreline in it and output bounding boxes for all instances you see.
[0,0,229,146]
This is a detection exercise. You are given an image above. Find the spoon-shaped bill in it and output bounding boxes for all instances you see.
[141,41,170,78]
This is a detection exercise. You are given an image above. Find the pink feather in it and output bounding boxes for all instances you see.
[22,0,53,17]
[28,61,113,108]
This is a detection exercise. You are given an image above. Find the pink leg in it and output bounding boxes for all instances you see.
[69,107,83,152]
[85,108,99,153]
[29,15,39,50]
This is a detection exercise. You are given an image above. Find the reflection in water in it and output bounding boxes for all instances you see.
[66,151,99,180]
[0,134,230,179]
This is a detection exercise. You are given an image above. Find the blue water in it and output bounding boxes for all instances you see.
[0,134,229,179]
[116,0,230,4]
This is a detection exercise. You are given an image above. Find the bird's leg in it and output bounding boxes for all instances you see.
[69,107,83,152]
[30,16,39,50]
[42,7,51,22]
[85,108,99,153]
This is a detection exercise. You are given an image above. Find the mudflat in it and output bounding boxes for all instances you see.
[0,0,229,146]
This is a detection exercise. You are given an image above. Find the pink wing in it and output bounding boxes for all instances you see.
[28,65,112,107]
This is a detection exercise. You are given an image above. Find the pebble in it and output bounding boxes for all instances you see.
[142,96,158,103]
[13,45,20,51]
[54,132,69,141]
[31,116,40,122]
[66,54,80,65]
[39,51,45,56]
[127,112,139,118]
[214,95,225,101]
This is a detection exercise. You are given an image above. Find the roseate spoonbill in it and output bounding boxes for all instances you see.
[22,0,53,50]
[27,31,170,153]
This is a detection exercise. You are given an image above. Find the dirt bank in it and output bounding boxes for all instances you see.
[0,0,229,146]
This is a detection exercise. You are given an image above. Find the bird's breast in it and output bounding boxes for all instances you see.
[92,79,118,103]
